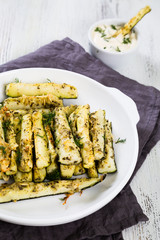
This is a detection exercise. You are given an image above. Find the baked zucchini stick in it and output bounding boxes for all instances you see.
[18,114,33,172]
[6,82,78,99]
[8,110,28,118]
[7,109,53,117]
[64,105,77,117]
[70,105,94,169]
[60,164,75,179]
[90,109,105,160]
[112,6,151,37]
[3,94,63,110]
[5,114,18,175]
[74,163,86,176]
[32,112,50,169]
[0,176,104,203]
[14,170,32,182]
[54,108,82,165]
[97,120,117,173]
[87,163,98,178]
[33,166,46,183]
[45,125,60,181]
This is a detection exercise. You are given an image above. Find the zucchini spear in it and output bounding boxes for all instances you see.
[97,120,117,173]
[60,164,75,179]
[0,114,10,181]
[54,107,82,165]
[33,166,46,183]
[112,6,151,37]
[6,82,78,99]
[44,124,60,181]
[4,114,18,176]
[14,170,32,182]
[74,162,86,176]
[0,176,105,203]
[18,114,33,173]
[32,111,50,169]
[69,105,95,169]
[87,163,98,178]
[3,94,63,110]
[0,114,9,173]
[90,109,105,160]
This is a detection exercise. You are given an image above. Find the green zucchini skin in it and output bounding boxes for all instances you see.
[0,176,105,203]
[6,82,78,99]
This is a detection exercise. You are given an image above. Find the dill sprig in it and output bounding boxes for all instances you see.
[115,138,126,144]
[43,112,55,126]
[0,146,6,154]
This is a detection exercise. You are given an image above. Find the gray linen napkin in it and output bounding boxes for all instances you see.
[0,38,160,240]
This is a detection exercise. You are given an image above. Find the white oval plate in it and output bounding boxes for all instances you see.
[0,68,139,226]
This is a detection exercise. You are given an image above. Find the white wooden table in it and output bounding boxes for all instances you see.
[0,0,160,239]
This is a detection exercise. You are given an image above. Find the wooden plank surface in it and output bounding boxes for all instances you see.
[0,0,160,239]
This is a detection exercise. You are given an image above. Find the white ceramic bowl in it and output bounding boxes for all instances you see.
[0,68,139,226]
[88,18,139,69]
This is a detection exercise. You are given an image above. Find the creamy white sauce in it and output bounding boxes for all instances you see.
[92,24,137,53]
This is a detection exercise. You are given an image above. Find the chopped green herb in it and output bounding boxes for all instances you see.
[68,119,72,126]
[2,120,10,139]
[101,33,106,38]
[115,46,121,52]
[47,78,51,83]
[115,138,126,144]
[43,112,55,126]
[55,139,60,147]
[94,27,106,38]
[17,130,21,135]
[14,78,20,83]
[36,134,44,138]
[103,47,106,49]
[19,118,22,125]
[74,136,83,148]
[123,37,131,44]
[94,27,104,33]
[111,25,117,30]
[0,146,6,154]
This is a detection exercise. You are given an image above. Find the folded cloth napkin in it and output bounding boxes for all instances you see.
[0,38,160,240]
